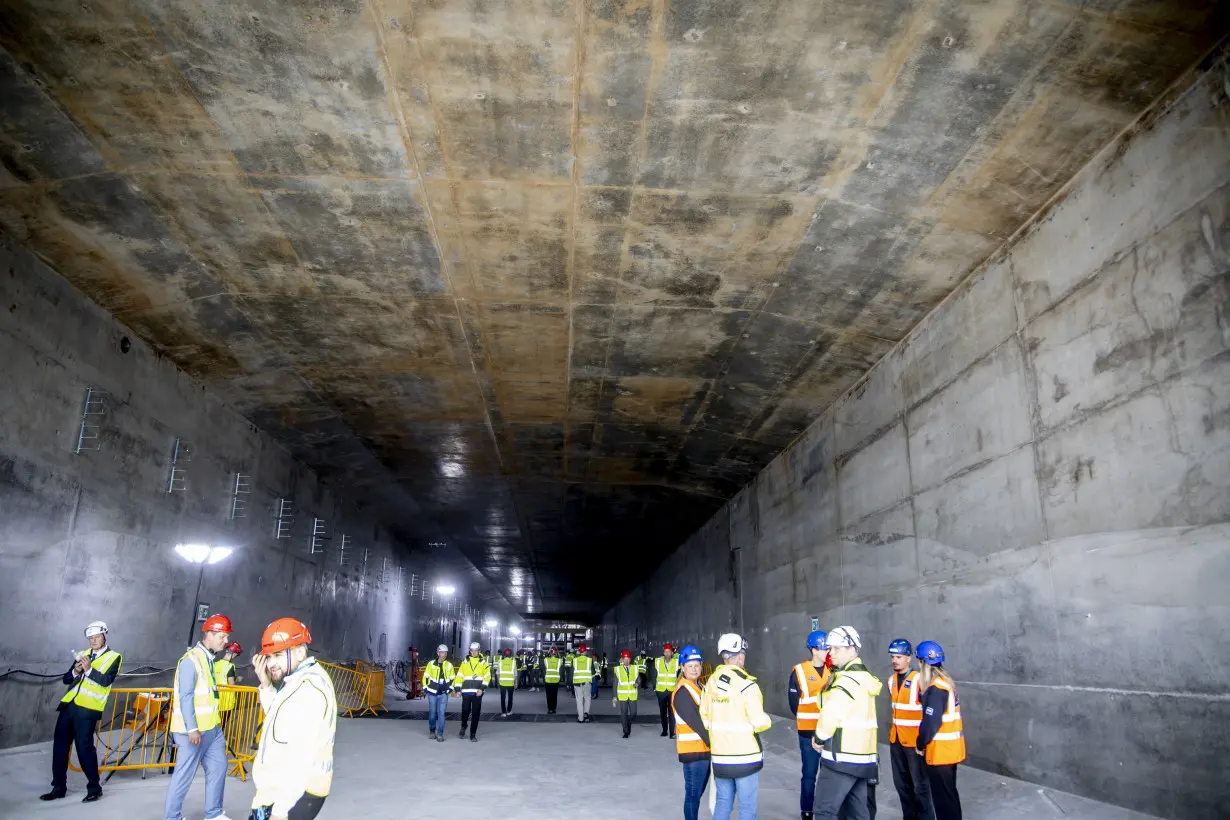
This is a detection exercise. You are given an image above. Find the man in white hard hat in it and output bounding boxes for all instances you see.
[811,626,882,820]
[701,633,772,820]
[453,642,491,742]
[422,645,456,742]
[42,621,122,803]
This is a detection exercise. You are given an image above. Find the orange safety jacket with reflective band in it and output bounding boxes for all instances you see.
[793,662,829,734]
[889,669,922,747]
[672,678,709,760]
[923,677,965,766]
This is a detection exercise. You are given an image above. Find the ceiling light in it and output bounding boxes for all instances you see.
[436,584,456,595]
[509,625,521,635]
[175,544,233,565]
[485,618,499,628]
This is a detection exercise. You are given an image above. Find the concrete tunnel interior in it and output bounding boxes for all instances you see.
[0,1,1228,819]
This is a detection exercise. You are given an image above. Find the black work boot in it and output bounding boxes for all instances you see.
[458,727,466,739]
[801,813,814,820]
[40,790,67,801]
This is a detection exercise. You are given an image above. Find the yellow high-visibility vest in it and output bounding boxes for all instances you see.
[61,649,121,712]
[573,655,594,684]
[498,657,517,687]
[655,656,680,691]
[544,656,562,683]
[615,664,638,701]
[171,646,221,733]
[213,659,237,712]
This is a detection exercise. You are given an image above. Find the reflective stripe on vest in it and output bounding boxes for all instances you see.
[673,678,709,756]
[499,657,517,686]
[61,649,121,712]
[793,662,827,733]
[171,646,220,733]
[655,657,679,691]
[544,657,562,683]
[615,665,638,700]
[889,669,922,746]
[573,655,594,684]
[424,660,455,695]
[924,678,966,766]
[456,658,489,694]
[214,659,237,712]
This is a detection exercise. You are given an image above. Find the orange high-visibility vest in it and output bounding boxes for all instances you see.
[889,670,923,747]
[673,678,709,757]
[924,677,966,765]
[793,662,829,733]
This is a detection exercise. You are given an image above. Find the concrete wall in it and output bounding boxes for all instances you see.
[602,56,1230,819]
[0,237,498,747]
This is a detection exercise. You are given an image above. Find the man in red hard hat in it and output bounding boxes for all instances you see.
[613,650,639,738]
[164,613,234,820]
[250,617,337,820]
[654,643,681,738]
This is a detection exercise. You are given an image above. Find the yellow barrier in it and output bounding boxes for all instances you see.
[68,686,262,780]
[320,661,386,717]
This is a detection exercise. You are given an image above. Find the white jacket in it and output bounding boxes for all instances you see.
[251,658,337,814]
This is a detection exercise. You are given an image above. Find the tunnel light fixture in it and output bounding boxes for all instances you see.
[485,618,499,628]
[509,625,521,635]
[435,584,456,596]
[175,544,233,565]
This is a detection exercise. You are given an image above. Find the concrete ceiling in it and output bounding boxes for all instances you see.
[0,0,1225,620]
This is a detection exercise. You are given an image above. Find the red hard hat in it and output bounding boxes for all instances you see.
[663,643,674,652]
[202,614,232,634]
[225,642,242,655]
[504,648,512,656]
[261,617,311,654]
[578,644,587,652]
[620,650,631,659]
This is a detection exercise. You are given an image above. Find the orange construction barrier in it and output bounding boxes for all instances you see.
[319,660,387,717]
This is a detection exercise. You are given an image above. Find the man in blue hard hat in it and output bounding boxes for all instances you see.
[888,639,933,820]
[789,630,831,820]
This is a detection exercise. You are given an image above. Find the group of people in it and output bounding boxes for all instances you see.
[665,626,965,820]
[42,616,338,820]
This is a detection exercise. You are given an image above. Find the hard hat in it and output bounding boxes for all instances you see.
[470,641,481,650]
[436,644,448,653]
[806,630,828,650]
[202,614,233,634]
[503,648,512,656]
[888,638,912,656]
[84,621,108,638]
[717,633,747,655]
[827,626,861,649]
[578,644,588,652]
[663,643,674,652]
[916,640,945,665]
[261,617,311,654]
[679,645,703,664]
[620,650,631,659]
[225,642,242,655]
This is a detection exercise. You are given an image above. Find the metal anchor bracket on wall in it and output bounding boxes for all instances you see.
[338,534,352,567]
[74,387,106,454]
[228,473,251,519]
[309,517,327,555]
[274,499,294,539]
[166,439,192,493]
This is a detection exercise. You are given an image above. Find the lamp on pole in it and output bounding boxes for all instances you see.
[175,543,233,648]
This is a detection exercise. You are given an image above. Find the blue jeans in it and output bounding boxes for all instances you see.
[682,760,710,820]
[427,693,448,733]
[800,733,822,811]
[714,772,759,820]
[164,727,226,820]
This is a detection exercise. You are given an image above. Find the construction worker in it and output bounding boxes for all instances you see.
[810,626,882,820]
[702,633,772,820]
[542,648,563,713]
[41,620,122,803]
[601,652,610,686]
[165,613,234,820]
[654,643,680,738]
[572,644,595,722]
[789,630,831,820]
[612,650,639,738]
[914,641,964,820]
[563,647,575,695]
[635,651,648,689]
[422,644,456,742]
[497,648,517,717]
[672,645,711,820]
[214,642,242,734]
[249,617,336,820]
[887,639,932,820]
[454,642,490,742]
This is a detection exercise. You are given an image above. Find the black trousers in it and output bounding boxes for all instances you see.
[815,766,870,820]
[51,709,101,794]
[655,690,676,734]
[251,794,326,820]
[545,682,559,712]
[460,693,483,738]
[500,686,514,713]
[926,764,961,820]
[891,743,934,820]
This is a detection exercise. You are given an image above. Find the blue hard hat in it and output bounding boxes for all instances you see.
[916,640,945,665]
[888,638,912,656]
[679,644,703,664]
[806,630,828,650]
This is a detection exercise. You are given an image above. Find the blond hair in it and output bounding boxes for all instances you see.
[919,662,955,692]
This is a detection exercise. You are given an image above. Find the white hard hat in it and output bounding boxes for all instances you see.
[827,626,862,649]
[469,641,481,650]
[436,644,449,653]
[85,621,108,638]
[717,633,747,655]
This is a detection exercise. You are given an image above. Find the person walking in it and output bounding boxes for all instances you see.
[672,645,711,820]
[164,613,235,820]
[701,633,772,820]
[887,639,932,820]
[789,630,831,820]
[914,641,964,820]
[563,648,575,696]
[635,651,648,690]
[810,626,882,820]
[654,643,681,738]
[214,642,242,736]
[497,648,517,717]
[612,650,639,738]
[454,642,490,742]
[41,620,122,804]
[543,648,563,714]
[248,618,337,820]
[422,644,456,742]
[572,644,595,722]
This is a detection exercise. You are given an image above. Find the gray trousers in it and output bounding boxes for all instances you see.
[618,698,637,734]
[814,766,870,820]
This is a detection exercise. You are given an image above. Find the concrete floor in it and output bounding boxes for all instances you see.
[2,693,1160,820]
